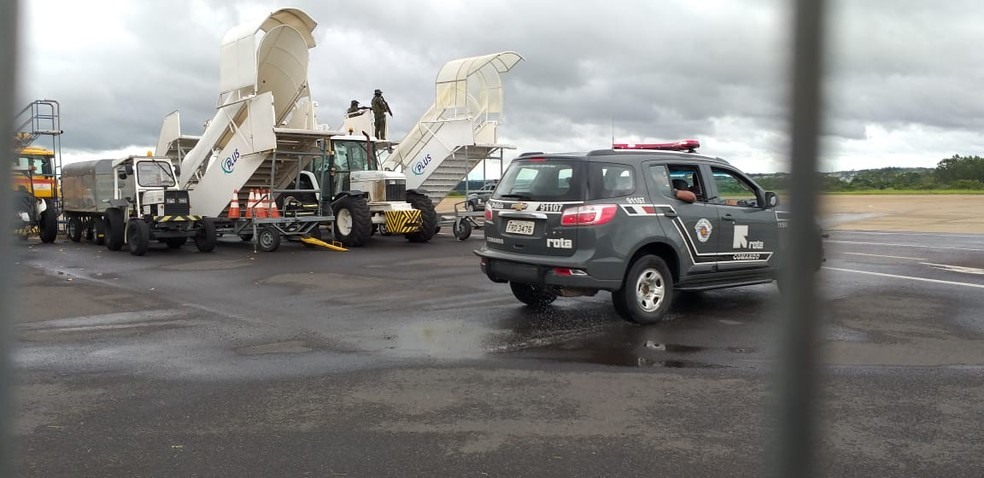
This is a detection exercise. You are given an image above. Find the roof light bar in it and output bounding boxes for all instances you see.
[613,139,700,153]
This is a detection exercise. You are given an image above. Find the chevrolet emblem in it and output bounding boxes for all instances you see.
[512,202,528,211]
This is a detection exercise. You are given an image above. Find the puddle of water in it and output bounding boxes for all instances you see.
[533,351,725,369]
[235,340,313,356]
[643,341,704,353]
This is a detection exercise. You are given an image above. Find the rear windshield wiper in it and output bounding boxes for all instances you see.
[498,193,532,200]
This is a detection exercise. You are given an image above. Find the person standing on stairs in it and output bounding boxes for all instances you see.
[371,89,392,140]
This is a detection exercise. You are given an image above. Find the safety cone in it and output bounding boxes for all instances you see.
[268,189,281,218]
[245,189,255,218]
[229,189,241,219]
[255,189,268,218]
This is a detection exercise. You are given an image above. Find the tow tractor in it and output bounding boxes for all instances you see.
[61,155,217,256]
[288,120,438,247]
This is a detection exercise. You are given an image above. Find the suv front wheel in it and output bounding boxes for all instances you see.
[614,255,674,324]
[509,282,558,308]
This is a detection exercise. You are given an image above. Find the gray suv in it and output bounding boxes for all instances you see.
[475,140,822,324]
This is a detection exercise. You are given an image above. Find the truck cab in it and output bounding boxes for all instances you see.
[11,146,59,243]
[112,155,187,218]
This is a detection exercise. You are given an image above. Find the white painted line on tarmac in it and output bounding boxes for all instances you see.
[827,240,984,253]
[825,267,984,289]
[920,263,984,276]
[843,252,927,261]
[833,231,984,238]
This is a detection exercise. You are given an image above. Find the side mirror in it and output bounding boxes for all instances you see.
[765,191,779,208]
[675,189,697,204]
[124,164,134,175]
[174,164,181,177]
[118,170,128,180]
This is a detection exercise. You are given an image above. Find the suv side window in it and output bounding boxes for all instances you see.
[710,167,760,208]
[648,164,673,199]
[667,165,706,201]
[588,163,635,200]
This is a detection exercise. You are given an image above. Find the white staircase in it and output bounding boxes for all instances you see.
[382,52,523,203]
[155,8,326,218]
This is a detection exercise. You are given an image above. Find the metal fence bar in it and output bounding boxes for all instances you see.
[773,0,828,476]
[1,1,22,475]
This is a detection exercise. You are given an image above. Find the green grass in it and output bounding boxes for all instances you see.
[445,191,465,198]
[822,189,984,195]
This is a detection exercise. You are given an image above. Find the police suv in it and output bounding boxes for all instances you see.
[475,140,821,324]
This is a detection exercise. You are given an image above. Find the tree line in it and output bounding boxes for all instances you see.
[751,155,984,191]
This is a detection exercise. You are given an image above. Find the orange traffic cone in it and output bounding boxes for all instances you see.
[229,189,241,219]
[255,189,268,218]
[268,189,281,218]
[245,189,255,218]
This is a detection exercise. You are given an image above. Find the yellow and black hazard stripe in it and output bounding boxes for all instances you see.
[12,226,38,237]
[384,210,422,234]
[154,215,202,223]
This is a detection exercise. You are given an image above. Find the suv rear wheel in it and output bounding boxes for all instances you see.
[614,255,674,324]
[509,282,558,308]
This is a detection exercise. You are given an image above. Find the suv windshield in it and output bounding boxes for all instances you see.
[136,160,176,188]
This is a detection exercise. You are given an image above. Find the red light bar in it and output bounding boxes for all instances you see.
[613,139,700,152]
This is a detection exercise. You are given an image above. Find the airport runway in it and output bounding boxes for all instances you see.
[10,228,984,476]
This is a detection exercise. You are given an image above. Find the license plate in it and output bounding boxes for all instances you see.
[505,220,535,235]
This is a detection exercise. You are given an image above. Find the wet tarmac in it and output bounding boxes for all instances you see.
[9,228,984,476]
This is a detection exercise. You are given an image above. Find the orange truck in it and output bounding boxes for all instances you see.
[11,100,62,243]
[11,143,59,242]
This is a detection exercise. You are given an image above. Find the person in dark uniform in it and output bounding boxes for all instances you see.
[370,89,392,139]
[346,100,368,117]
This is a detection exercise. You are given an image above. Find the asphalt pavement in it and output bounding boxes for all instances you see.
[9,228,984,476]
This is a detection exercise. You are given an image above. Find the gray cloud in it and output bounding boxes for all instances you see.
[17,0,984,171]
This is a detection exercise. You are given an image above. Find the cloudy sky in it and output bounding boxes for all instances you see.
[15,0,984,174]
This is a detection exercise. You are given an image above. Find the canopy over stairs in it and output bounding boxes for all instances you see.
[381,51,523,202]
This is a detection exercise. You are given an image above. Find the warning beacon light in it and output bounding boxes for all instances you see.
[612,139,700,153]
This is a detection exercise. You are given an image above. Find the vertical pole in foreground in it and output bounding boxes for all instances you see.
[0,0,21,475]
[774,0,827,476]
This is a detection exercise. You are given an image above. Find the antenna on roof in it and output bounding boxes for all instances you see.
[610,117,615,148]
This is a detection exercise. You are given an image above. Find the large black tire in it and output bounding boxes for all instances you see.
[332,196,371,247]
[165,237,187,249]
[127,219,150,256]
[256,226,280,252]
[194,219,217,252]
[613,255,674,324]
[66,216,83,243]
[405,193,437,243]
[38,200,58,244]
[509,282,558,308]
[104,209,125,251]
[453,218,472,241]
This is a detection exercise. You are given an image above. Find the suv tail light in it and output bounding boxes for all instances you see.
[561,204,618,226]
[484,207,493,221]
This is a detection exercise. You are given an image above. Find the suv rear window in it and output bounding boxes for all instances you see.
[587,163,635,200]
[494,160,584,201]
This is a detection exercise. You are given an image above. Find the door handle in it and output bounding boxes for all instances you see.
[722,214,735,221]
[664,211,678,218]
